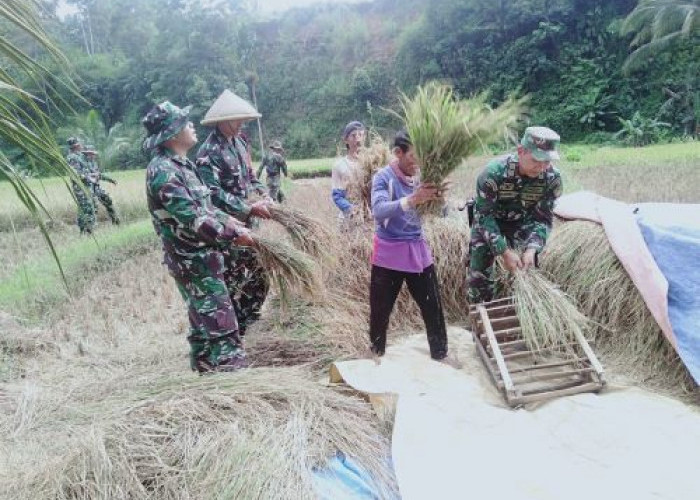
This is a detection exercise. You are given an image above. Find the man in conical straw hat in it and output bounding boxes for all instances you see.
[143,101,254,373]
[257,140,288,203]
[467,126,563,304]
[196,89,271,342]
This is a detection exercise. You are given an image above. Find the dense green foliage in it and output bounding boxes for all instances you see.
[4,0,699,172]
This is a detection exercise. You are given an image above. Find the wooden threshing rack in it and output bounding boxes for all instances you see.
[469,297,605,407]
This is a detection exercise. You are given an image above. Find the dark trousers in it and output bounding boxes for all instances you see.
[369,264,448,359]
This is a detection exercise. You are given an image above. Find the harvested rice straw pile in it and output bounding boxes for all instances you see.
[541,221,694,391]
[349,133,392,218]
[513,269,593,353]
[424,216,471,319]
[253,235,322,306]
[397,82,522,216]
[17,368,398,500]
[268,204,333,259]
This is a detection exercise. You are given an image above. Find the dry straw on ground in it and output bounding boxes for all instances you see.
[14,368,398,500]
[541,220,695,392]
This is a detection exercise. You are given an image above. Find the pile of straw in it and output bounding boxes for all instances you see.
[349,133,392,218]
[397,82,522,216]
[253,235,322,306]
[268,204,333,259]
[512,269,593,353]
[541,221,694,390]
[18,368,398,499]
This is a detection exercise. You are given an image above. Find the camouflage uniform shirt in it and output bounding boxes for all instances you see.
[474,154,563,255]
[67,152,94,186]
[196,129,266,221]
[146,147,240,258]
[256,151,288,181]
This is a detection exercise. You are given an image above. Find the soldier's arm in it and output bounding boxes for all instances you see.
[249,164,267,195]
[256,158,265,179]
[474,167,507,255]
[281,158,288,177]
[196,156,252,222]
[154,169,240,245]
[521,172,563,252]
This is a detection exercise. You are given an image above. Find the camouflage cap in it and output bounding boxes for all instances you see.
[342,121,365,140]
[269,140,284,151]
[67,137,81,148]
[521,126,560,162]
[142,101,192,151]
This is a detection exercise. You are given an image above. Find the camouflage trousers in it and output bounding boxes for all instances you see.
[222,247,270,336]
[467,220,531,304]
[267,176,284,203]
[72,182,95,234]
[92,184,120,224]
[166,249,244,372]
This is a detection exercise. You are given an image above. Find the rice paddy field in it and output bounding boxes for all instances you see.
[0,141,698,498]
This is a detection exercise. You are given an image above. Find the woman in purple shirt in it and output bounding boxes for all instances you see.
[369,130,448,360]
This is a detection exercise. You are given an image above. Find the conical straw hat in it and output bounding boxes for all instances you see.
[201,89,261,126]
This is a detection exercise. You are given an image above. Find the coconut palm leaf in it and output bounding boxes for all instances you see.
[1,0,84,284]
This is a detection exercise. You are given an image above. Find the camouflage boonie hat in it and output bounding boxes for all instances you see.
[269,140,284,151]
[67,137,81,148]
[521,126,560,162]
[142,101,191,151]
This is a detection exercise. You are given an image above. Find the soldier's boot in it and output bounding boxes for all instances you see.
[214,352,250,372]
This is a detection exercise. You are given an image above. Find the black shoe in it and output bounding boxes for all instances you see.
[214,353,250,372]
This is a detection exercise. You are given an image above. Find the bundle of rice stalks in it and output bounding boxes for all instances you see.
[18,368,398,499]
[349,133,392,218]
[253,235,322,306]
[512,269,593,353]
[268,204,333,259]
[541,221,695,391]
[396,82,522,216]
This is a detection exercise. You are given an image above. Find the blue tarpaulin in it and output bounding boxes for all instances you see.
[312,451,399,500]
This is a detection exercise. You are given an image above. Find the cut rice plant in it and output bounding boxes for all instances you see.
[268,204,333,259]
[512,269,593,353]
[253,235,322,307]
[16,368,398,500]
[396,82,523,216]
[349,132,392,219]
[541,221,694,391]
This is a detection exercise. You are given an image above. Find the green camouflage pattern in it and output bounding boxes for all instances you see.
[196,129,266,221]
[256,150,288,202]
[467,154,562,303]
[67,151,96,234]
[84,154,120,225]
[146,146,248,371]
[223,247,269,335]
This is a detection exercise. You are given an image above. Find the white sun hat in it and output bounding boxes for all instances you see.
[200,89,261,126]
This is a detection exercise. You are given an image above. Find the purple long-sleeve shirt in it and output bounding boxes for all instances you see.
[371,165,433,273]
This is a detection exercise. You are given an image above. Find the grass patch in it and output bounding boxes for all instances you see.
[0,220,157,318]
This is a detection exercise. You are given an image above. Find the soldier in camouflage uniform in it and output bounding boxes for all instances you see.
[82,145,120,225]
[143,101,255,372]
[66,137,96,234]
[468,126,563,304]
[256,140,288,203]
[195,89,272,340]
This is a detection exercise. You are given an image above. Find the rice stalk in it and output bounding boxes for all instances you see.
[268,204,333,259]
[512,269,593,353]
[541,221,695,391]
[349,133,392,219]
[396,82,523,216]
[253,235,322,306]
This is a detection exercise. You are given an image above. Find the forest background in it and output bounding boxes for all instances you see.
[3,0,699,173]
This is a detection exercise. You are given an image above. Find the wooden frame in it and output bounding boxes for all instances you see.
[468,297,605,407]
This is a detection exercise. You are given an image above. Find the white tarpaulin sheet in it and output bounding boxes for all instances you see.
[331,328,700,500]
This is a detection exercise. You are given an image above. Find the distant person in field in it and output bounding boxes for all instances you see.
[468,126,563,304]
[66,137,96,235]
[82,145,120,226]
[331,121,365,224]
[257,140,288,203]
[144,101,254,373]
[369,130,448,361]
[196,89,271,343]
